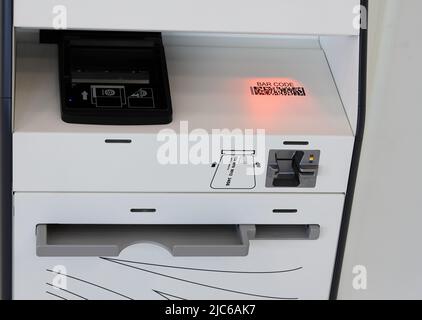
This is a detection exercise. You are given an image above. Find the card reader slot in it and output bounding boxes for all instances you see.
[36,224,319,257]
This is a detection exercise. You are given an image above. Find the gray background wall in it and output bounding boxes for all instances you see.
[338,0,422,299]
[1,0,422,299]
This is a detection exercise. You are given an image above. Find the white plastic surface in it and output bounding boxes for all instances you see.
[14,0,360,36]
[13,192,345,300]
[13,42,354,193]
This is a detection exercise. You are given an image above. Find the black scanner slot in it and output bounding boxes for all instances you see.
[40,31,172,125]
[272,151,303,187]
[266,150,320,188]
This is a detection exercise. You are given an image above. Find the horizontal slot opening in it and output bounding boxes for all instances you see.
[272,209,298,214]
[130,208,157,213]
[105,139,132,144]
[41,224,244,246]
[255,225,319,240]
[36,224,319,257]
[283,141,309,146]
[38,224,318,245]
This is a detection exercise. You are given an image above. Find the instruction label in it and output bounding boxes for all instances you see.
[211,151,256,189]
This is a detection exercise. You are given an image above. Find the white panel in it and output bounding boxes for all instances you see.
[14,0,360,36]
[13,133,353,193]
[13,41,354,193]
[14,243,333,300]
[13,192,344,224]
[13,193,345,300]
[320,35,360,133]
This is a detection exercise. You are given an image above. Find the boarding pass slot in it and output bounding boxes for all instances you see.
[39,30,172,125]
[36,224,320,257]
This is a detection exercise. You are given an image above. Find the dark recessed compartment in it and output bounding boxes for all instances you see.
[40,30,172,125]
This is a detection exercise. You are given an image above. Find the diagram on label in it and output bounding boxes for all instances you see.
[128,88,155,108]
[210,151,256,189]
[91,85,126,108]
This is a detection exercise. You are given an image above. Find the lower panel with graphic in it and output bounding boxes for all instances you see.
[14,237,337,300]
[13,193,343,300]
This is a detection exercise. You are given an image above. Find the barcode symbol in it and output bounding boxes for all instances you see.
[250,86,306,96]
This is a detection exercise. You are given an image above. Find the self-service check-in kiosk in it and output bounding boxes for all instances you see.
[1,0,367,300]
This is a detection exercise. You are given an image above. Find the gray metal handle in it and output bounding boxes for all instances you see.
[36,224,319,257]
